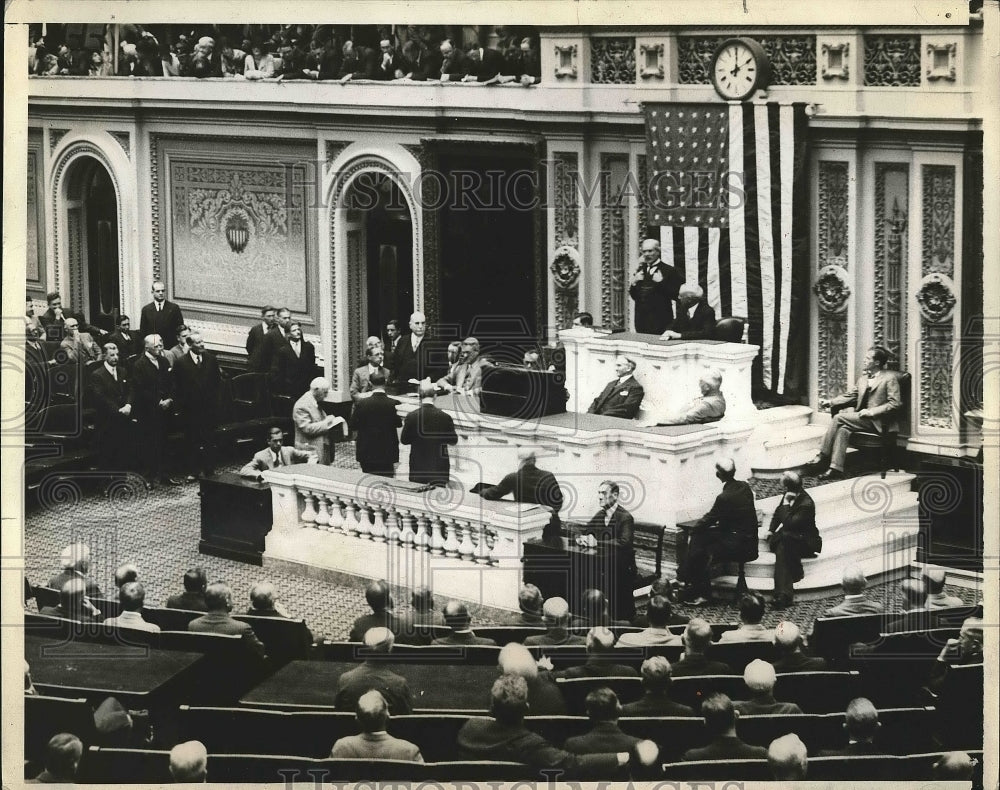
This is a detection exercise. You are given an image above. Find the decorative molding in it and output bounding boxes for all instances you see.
[591,37,636,84]
[863,35,921,87]
[550,245,581,331]
[552,152,579,248]
[922,164,956,276]
[149,133,162,280]
[637,154,649,236]
[49,128,69,153]
[874,164,909,369]
[639,43,665,79]
[108,131,131,159]
[820,42,850,80]
[27,147,44,286]
[916,272,957,324]
[817,315,849,404]
[818,161,849,265]
[920,324,954,429]
[925,42,957,82]
[814,265,851,314]
[411,142,438,325]
[677,35,816,85]
[816,161,850,407]
[600,153,629,328]
[325,140,351,170]
[553,44,578,79]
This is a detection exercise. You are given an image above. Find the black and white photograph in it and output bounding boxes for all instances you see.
[3,0,997,787]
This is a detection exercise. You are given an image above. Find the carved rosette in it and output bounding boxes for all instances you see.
[814,265,851,314]
[915,273,956,324]
[551,245,581,330]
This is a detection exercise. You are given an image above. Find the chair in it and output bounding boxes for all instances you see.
[25,696,94,763]
[87,596,122,620]
[389,714,472,762]
[661,759,770,781]
[31,585,61,610]
[933,663,983,750]
[807,755,904,781]
[323,758,428,780]
[143,606,204,632]
[473,626,548,645]
[555,677,643,715]
[675,519,755,601]
[667,674,746,712]
[234,614,313,664]
[809,613,885,664]
[522,715,593,748]
[209,753,320,782]
[617,717,705,760]
[773,670,860,713]
[713,317,746,343]
[430,761,536,781]
[80,746,173,784]
[707,640,776,674]
[832,371,911,478]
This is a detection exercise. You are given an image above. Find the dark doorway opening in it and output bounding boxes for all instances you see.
[363,178,414,339]
[85,165,119,335]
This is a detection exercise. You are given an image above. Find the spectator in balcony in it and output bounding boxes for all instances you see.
[823,566,885,617]
[105,582,161,633]
[682,693,767,761]
[349,580,404,643]
[331,690,423,761]
[244,41,276,80]
[923,567,965,609]
[288,37,339,81]
[165,568,209,611]
[33,43,60,76]
[158,36,182,77]
[622,656,696,717]
[616,596,680,647]
[338,39,378,82]
[554,627,638,678]
[432,601,498,646]
[771,621,827,673]
[49,543,103,598]
[462,42,507,83]
[525,597,585,647]
[733,660,802,716]
[192,36,223,77]
[718,593,774,643]
[438,38,469,81]
[398,38,433,81]
[88,48,112,77]
[671,618,734,677]
[818,697,884,756]
[373,37,403,80]
[565,688,641,754]
[58,317,101,364]
[335,627,414,715]
[768,734,808,780]
[169,741,208,782]
[40,578,104,623]
[217,36,244,76]
[30,734,83,784]
[514,36,541,85]
[497,642,566,715]
[133,33,165,77]
[188,581,267,659]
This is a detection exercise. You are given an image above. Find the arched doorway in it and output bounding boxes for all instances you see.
[62,157,120,334]
[342,172,414,363]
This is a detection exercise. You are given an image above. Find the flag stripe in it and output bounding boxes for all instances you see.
[672,227,687,279]
[754,103,776,390]
[707,226,722,314]
[684,226,701,288]
[777,104,796,393]
[728,104,748,320]
[742,105,764,377]
[718,226,732,318]
[767,102,785,390]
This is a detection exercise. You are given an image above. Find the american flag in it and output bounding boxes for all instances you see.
[644,102,810,398]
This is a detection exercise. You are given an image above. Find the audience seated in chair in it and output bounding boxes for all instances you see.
[884,578,929,632]
[498,643,566,715]
[456,674,658,775]
[823,567,885,617]
[718,594,774,643]
[922,567,965,609]
[616,596,680,647]
[169,740,208,782]
[733,660,803,716]
[564,688,640,754]
[335,627,413,715]
[349,580,405,643]
[932,751,976,780]
[630,579,689,628]
[682,692,767,761]
[524,597,585,647]
[187,581,266,659]
[818,697,884,756]
[165,567,208,611]
[671,619,734,677]
[28,733,83,783]
[39,578,104,622]
[330,689,423,761]
[553,627,639,678]
[48,542,103,598]
[575,589,631,628]
[105,582,160,633]
[114,563,140,590]
[408,586,443,626]
[768,733,808,780]
[512,583,545,627]
[771,621,827,673]
[432,601,498,646]
[621,656,695,717]
[926,616,984,693]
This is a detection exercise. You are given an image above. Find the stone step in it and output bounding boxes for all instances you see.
[757,404,814,430]
[756,473,916,519]
[750,425,828,476]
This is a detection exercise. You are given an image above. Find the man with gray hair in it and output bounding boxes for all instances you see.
[436,337,489,396]
[390,310,439,392]
[187,581,266,659]
[554,627,639,678]
[168,740,207,782]
[334,627,414,714]
[661,282,717,341]
[330,690,423,761]
[734,659,803,715]
[293,377,346,465]
[823,566,884,617]
[629,237,683,334]
[652,368,726,425]
[497,642,566,715]
[587,354,644,419]
[524,597,585,646]
[772,621,827,672]
[819,697,883,756]
[48,542,102,597]
[768,733,808,780]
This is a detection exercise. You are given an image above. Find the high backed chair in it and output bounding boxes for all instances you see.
[832,371,911,478]
[713,317,746,343]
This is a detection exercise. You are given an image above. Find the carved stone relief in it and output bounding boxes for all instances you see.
[863,35,921,86]
[591,37,636,84]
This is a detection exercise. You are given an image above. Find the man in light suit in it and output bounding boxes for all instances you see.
[653,369,726,425]
[349,373,401,477]
[330,690,423,761]
[767,471,821,609]
[271,321,316,398]
[587,354,644,419]
[661,283,717,340]
[58,317,101,363]
[400,383,457,487]
[89,342,133,470]
[350,344,390,403]
[579,480,637,621]
[240,426,314,480]
[138,280,185,351]
[246,306,277,373]
[435,336,489,396]
[822,566,885,617]
[292,378,346,465]
[810,347,902,480]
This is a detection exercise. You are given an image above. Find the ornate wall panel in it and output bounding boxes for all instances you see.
[49,128,69,153]
[590,37,636,84]
[552,151,580,330]
[637,154,649,235]
[863,35,921,86]
[26,135,46,290]
[874,164,909,370]
[325,140,351,171]
[815,161,850,404]
[600,154,629,328]
[918,164,957,429]
[677,35,816,85]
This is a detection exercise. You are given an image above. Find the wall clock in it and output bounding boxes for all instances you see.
[711,37,771,101]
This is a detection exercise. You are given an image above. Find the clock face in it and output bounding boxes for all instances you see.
[712,40,763,101]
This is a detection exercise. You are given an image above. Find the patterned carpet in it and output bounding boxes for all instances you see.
[22,442,978,640]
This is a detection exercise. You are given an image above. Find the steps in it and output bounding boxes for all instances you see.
[748,405,825,478]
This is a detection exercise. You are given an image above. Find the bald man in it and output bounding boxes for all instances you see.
[819,697,883,756]
[661,283,716,341]
[733,659,802,715]
[653,369,726,425]
[292,378,346,464]
[390,311,440,392]
[772,621,827,673]
[629,238,683,334]
[767,470,820,609]
[587,355,644,419]
[823,567,884,617]
[768,734,808,780]
[335,627,413,714]
[524,597,585,646]
[169,740,208,782]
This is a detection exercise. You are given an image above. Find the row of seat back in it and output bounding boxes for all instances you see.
[25,695,94,763]
[810,609,977,664]
[933,663,984,750]
[849,627,962,707]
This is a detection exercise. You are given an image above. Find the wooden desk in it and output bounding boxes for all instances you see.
[200,471,272,564]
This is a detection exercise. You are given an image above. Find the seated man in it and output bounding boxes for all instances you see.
[650,369,726,426]
[766,470,820,609]
[660,283,716,341]
[513,583,544,626]
[39,578,104,622]
[616,596,680,647]
[682,692,767,761]
[524,597,585,646]
[349,580,404,643]
[823,566,885,617]
[932,752,976,781]
[165,567,208,611]
[30,733,83,783]
[810,346,902,481]
[579,481,637,621]
[768,734,808,780]
[677,458,758,605]
[553,627,639,678]
[168,740,208,782]
[926,616,984,692]
[335,627,413,715]
[718,593,774,643]
[436,336,489,396]
[188,581,267,659]
[587,354,644,419]
[105,582,160,633]
[431,600,497,646]
[481,447,564,543]
[575,588,632,629]
[923,566,965,609]
[113,563,139,590]
[818,697,883,756]
[630,579,689,628]
[671,618,734,677]
[497,642,566,715]
[564,688,641,754]
[621,656,695,717]
[771,621,827,673]
[48,543,102,598]
[885,578,929,632]
[456,674,658,775]
[733,659,803,715]
[239,426,314,480]
[330,690,423,761]
[58,316,101,363]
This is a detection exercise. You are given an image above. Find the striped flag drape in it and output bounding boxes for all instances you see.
[643,102,810,400]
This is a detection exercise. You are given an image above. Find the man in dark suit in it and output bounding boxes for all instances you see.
[661,283,717,340]
[437,38,469,81]
[107,315,142,361]
[24,324,52,415]
[129,334,178,488]
[349,373,401,477]
[564,688,641,756]
[677,457,758,605]
[579,480,636,621]
[818,697,885,756]
[330,690,423,761]
[400,383,457,487]
[350,344,390,403]
[164,567,208,611]
[431,601,497,646]
[628,238,684,334]
[348,580,405,643]
[772,621,828,672]
[335,627,414,714]
[621,656,696,717]
[587,355,644,419]
[462,43,505,82]
[767,471,821,608]
[810,346,903,481]
[39,577,104,622]
[239,426,313,480]
[246,305,277,373]
[682,692,767,761]
[481,447,564,542]
[390,311,438,392]
[553,627,639,678]
[89,342,133,470]
[260,306,292,373]
[671,618,735,677]
[188,581,266,659]
[524,597,585,647]
[138,280,184,351]
[270,321,316,398]
[371,38,404,80]
[172,332,222,480]
[497,642,567,715]
[39,291,93,343]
